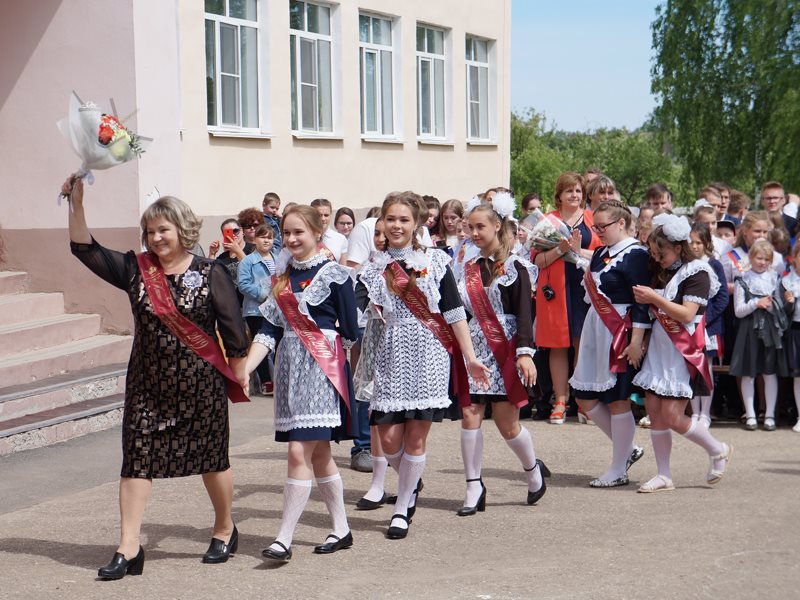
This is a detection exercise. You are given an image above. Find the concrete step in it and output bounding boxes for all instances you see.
[0,335,132,388]
[0,292,64,327]
[0,271,27,296]
[0,313,102,359]
[0,393,124,455]
[0,363,126,422]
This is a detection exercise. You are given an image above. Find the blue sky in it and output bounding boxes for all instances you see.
[511,0,662,132]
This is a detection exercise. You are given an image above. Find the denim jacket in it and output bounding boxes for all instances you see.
[237,251,276,317]
[264,214,282,254]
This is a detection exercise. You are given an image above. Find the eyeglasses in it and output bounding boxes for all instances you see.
[242,223,258,229]
[230,228,242,235]
[591,220,621,233]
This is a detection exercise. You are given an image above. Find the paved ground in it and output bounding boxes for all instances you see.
[1,396,798,600]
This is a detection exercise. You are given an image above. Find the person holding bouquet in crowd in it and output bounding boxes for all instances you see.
[355,192,490,539]
[455,198,549,516]
[532,172,601,424]
[63,175,250,579]
[244,205,359,561]
[632,214,733,493]
[569,200,649,487]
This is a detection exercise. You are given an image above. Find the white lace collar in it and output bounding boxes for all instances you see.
[606,237,638,257]
[387,246,413,260]
[290,252,328,270]
[743,269,777,296]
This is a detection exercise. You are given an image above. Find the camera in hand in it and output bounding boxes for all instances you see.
[542,284,556,301]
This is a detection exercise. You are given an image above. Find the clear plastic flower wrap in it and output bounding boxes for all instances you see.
[519,209,587,268]
[57,91,151,202]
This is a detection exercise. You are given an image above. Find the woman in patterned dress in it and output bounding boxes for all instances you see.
[64,176,250,579]
[356,192,490,540]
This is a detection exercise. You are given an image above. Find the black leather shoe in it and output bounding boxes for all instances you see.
[386,514,411,539]
[261,541,292,561]
[202,525,238,563]
[313,531,353,554]
[526,459,550,505]
[406,478,424,519]
[356,493,386,510]
[457,478,487,516]
[97,546,144,580]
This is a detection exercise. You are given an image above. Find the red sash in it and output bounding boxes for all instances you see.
[272,275,351,425]
[465,262,528,408]
[652,309,713,391]
[583,267,631,373]
[385,260,471,407]
[136,253,248,403]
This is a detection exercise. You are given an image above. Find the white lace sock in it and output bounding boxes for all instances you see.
[272,478,312,550]
[505,427,541,492]
[598,412,636,480]
[699,395,713,421]
[650,429,672,480]
[385,447,404,473]
[763,374,778,420]
[586,403,613,439]
[317,473,350,539]
[460,428,484,507]
[362,456,388,502]
[741,376,756,420]
[690,396,701,420]
[391,454,426,531]
[683,419,724,457]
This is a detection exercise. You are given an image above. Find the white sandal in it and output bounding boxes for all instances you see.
[637,474,675,493]
[707,443,733,484]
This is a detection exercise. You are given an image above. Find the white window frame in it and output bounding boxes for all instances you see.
[358,12,398,140]
[204,0,268,136]
[290,0,337,136]
[416,23,449,141]
[465,35,494,142]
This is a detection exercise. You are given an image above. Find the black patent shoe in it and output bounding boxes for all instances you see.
[202,525,238,563]
[526,459,550,505]
[313,531,353,554]
[356,493,386,510]
[406,478,424,519]
[456,478,487,517]
[262,540,292,561]
[97,546,145,580]
[386,514,411,540]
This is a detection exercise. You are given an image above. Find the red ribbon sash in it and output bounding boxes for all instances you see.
[465,262,528,408]
[136,253,248,403]
[385,260,471,407]
[273,275,351,424]
[727,249,749,274]
[652,309,712,391]
[583,268,632,374]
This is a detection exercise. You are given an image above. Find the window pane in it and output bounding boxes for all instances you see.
[380,49,393,134]
[300,38,316,84]
[469,101,478,138]
[469,65,479,102]
[434,58,444,136]
[307,3,329,34]
[416,26,425,51]
[220,23,238,74]
[476,39,488,62]
[359,15,370,42]
[465,37,472,60]
[359,51,365,133]
[419,59,431,134]
[317,5,330,35]
[221,74,240,125]
[290,35,297,129]
[373,17,391,46]
[205,0,223,15]
[290,0,304,30]
[479,66,489,138]
[365,51,377,133]
[301,84,316,129]
[205,20,217,126]
[241,26,258,128]
[426,28,434,53]
[317,39,332,131]
[229,0,256,20]
[433,30,444,55]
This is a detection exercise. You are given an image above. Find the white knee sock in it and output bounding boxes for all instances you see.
[273,478,312,550]
[460,428,484,507]
[650,429,672,479]
[741,376,756,420]
[505,427,541,492]
[391,454,426,530]
[699,395,712,420]
[363,456,388,502]
[385,447,404,473]
[763,374,778,420]
[317,473,350,539]
[600,412,636,480]
[683,419,723,456]
[690,396,701,419]
[586,403,612,439]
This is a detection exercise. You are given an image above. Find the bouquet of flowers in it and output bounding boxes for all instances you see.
[57,91,151,201]
[519,209,587,268]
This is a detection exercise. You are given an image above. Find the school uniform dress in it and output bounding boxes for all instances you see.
[457,255,538,401]
[570,238,651,403]
[720,246,785,285]
[781,269,800,377]
[355,246,466,423]
[728,270,790,378]
[633,260,720,399]
[255,252,359,442]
